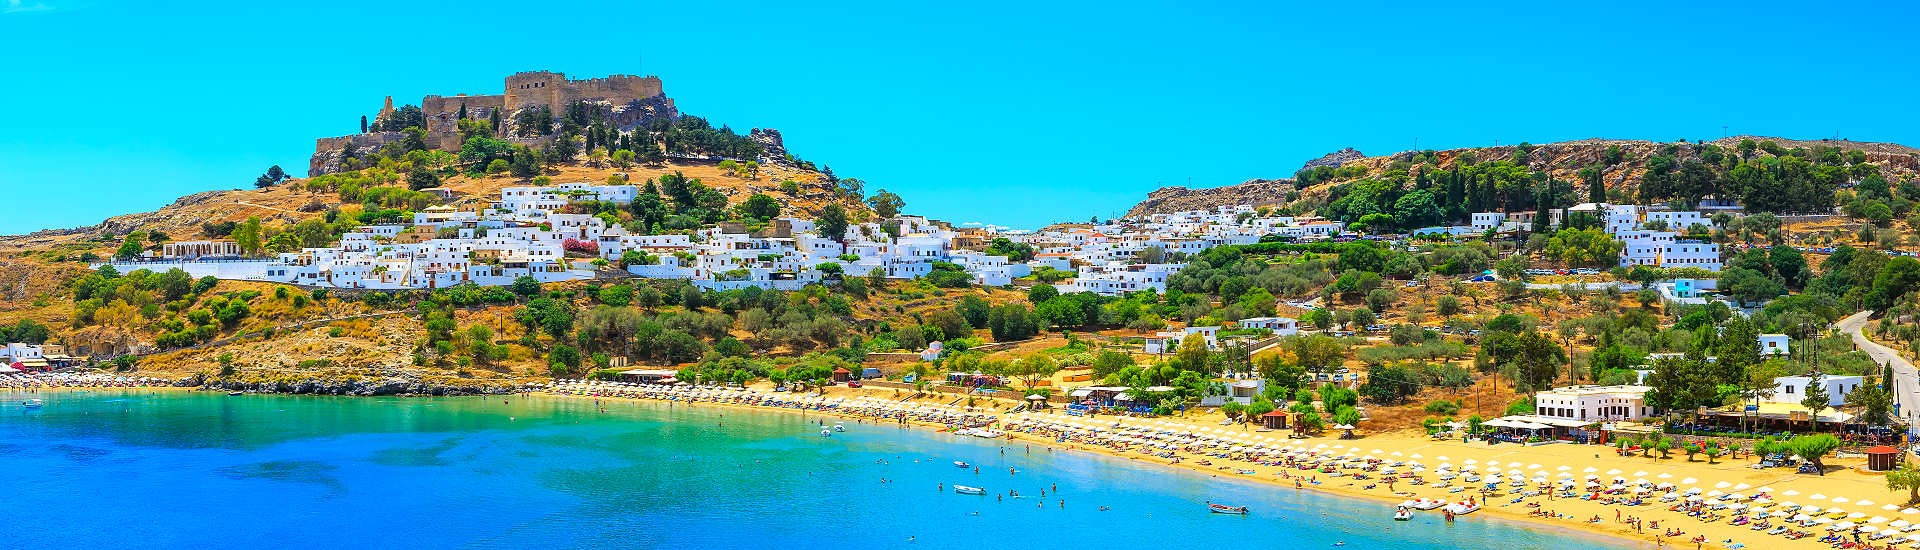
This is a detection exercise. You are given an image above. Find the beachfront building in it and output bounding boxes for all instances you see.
[1531,384,1653,422]
[1766,375,1863,407]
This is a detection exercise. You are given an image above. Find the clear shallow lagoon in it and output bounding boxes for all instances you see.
[1,390,1632,549]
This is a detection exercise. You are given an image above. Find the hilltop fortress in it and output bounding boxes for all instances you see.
[310,71,679,175]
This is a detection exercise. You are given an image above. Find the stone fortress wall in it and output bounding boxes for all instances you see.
[312,71,673,175]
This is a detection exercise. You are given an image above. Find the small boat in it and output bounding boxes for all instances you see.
[953,485,986,495]
[23,399,43,408]
[819,428,832,437]
[832,423,846,432]
[953,461,970,468]
[227,391,243,396]
[1394,507,1413,521]
[1443,500,1481,515]
[1209,503,1249,515]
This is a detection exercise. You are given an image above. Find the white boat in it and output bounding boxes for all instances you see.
[819,428,832,437]
[954,461,971,468]
[832,423,846,432]
[953,485,986,495]
[23,399,43,408]
[969,429,1005,438]
[1410,498,1447,510]
[1394,507,1413,521]
[1443,501,1481,515]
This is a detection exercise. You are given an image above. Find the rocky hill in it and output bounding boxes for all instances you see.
[1123,148,1363,218]
[1125,137,1920,218]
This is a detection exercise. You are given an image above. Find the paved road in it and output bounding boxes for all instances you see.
[1839,310,1919,428]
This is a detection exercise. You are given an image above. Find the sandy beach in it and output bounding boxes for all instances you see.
[14,380,1906,550]
[538,381,1916,550]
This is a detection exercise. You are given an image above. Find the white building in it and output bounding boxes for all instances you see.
[1532,384,1653,422]
[1768,375,1864,407]
[1617,231,1720,271]
[1237,316,1299,336]
[1758,334,1790,356]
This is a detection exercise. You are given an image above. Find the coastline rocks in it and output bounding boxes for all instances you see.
[200,378,520,396]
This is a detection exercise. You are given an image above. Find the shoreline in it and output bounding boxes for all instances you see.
[532,387,1663,549]
[24,384,1888,549]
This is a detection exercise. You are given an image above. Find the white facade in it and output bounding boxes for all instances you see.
[1533,385,1653,422]
[1617,231,1720,271]
[1758,334,1790,356]
[1237,316,1299,336]
[1768,375,1864,407]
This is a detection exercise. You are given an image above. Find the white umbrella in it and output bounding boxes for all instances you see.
[1682,477,1698,485]
[1657,473,1673,479]
[1784,490,1801,496]
[1904,508,1920,515]
[1812,494,1829,500]
[1835,497,1853,504]
[1583,467,1599,473]
[1714,481,1733,489]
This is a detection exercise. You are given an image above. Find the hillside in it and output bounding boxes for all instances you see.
[1125,137,1920,219]
[0,158,864,260]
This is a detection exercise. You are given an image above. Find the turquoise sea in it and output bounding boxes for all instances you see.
[0,390,1634,549]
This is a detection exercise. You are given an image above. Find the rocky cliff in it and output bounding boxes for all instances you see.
[1122,148,1365,218]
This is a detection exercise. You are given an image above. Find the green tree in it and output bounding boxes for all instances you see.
[113,231,146,260]
[1800,370,1830,432]
[866,189,905,218]
[233,217,263,255]
[511,276,542,298]
[738,193,781,220]
[1788,434,1840,476]
[816,204,850,241]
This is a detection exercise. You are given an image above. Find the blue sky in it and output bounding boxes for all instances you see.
[2,1,1916,234]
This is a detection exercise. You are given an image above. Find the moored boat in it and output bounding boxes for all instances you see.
[953,461,970,468]
[1208,503,1249,515]
[1443,500,1480,515]
[1393,507,1412,521]
[23,398,43,408]
[953,485,985,495]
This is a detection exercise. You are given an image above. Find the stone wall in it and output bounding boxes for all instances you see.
[309,132,406,176]
[311,71,677,175]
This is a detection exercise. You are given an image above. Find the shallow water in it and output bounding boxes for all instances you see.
[0,390,1632,549]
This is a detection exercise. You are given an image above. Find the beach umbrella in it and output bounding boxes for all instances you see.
[1657,472,1673,479]
[1734,483,1751,490]
[1633,471,1648,477]
[1784,490,1801,496]
[1904,508,1920,515]
[1872,516,1889,524]
[1838,521,1858,529]
[1682,477,1698,485]
[1465,459,1478,464]
[1889,505,1905,512]
[1528,464,1541,470]
[1605,468,1621,475]
[1835,497,1853,504]
[1714,481,1732,489]
[1853,512,1869,519]
[1583,467,1598,473]
[1860,500,1877,507]
[1812,494,1828,500]
[1557,465,1571,471]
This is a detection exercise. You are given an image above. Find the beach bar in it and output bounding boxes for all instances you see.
[619,368,680,384]
[1261,410,1289,429]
